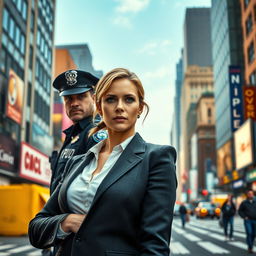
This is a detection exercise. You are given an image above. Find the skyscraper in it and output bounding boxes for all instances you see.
[0,0,56,185]
[183,8,212,71]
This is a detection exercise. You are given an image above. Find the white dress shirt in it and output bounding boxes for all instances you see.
[58,134,135,238]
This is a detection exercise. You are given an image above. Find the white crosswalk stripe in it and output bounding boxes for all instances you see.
[183,233,201,242]
[7,245,34,253]
[171,242,190,254]
[197,241,230,254]
[0,244,16,250]
[228,241,248,250]
[26,251,42,256]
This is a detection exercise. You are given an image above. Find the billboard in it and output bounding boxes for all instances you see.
[229,66,243,132]
[217,140,233,183]
[6,69,24,124]
[234,119,254,170]
[243,86,256,121]
[19,142,51,185]
[0,134,17,173]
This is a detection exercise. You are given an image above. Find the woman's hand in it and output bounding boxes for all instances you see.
[61,214,86,233]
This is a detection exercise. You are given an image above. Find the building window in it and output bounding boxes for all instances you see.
[0,48,7,73]
[22,1,28,20]
[20,34,25,55]
[246,14,253,35]
[14,26,20,48]
[9,18,15,40]
[207,108,212,117]
[25,121,30,143]
[27,82,32,106]
[30,11,34,31]
[244,0,250,9]
[29,46,33,69]
[248,41,255,63]
[2,8,9,31]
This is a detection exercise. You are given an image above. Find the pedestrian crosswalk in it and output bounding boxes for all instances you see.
[170,217,249,255]
[0,243,40,256]
[0,217,250,256]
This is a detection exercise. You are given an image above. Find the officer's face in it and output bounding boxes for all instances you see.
[98,78,142,138]
[64,91,94,123]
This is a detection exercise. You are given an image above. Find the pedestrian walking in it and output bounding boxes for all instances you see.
[238,189,256,254]
[179,203,187,229]
[221,194,236,241]
[29,67,177,256]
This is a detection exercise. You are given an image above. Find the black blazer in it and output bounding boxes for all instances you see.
[29,133,177,256]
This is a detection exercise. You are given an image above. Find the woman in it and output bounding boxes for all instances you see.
[29,68,177,256]
[221,194,236,241]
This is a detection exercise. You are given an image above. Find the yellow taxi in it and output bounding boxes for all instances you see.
[195,201,221,219]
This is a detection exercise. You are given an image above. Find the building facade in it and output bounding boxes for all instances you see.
[183,8,212,71]
[56,44,103,78]
[53,48,77,149]
[179,66,214,200]
[211,0,249,193]
[0,0,56,186]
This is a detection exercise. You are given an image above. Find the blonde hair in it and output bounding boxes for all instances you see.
[89,68,149,136]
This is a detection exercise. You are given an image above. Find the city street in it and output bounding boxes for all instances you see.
[171,216,249,255]
[0,216,251,255]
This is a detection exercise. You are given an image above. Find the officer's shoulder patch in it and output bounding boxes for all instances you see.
[92,130,108,143]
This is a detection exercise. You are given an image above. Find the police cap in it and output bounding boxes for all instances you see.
[53,70,99,96]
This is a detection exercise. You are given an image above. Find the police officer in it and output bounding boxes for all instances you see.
[50,69,104,194]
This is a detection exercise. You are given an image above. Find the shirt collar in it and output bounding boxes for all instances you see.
[87,134,135,157]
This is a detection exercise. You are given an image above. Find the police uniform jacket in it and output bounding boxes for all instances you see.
[50,116,96,194]
[29,133,177,256]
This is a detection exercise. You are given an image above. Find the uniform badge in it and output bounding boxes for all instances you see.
[71,135,79,144]
[93,130,108,143]
[65,70,78,86]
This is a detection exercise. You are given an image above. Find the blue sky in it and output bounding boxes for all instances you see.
[55,0,211,144]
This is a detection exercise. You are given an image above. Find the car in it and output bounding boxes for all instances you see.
[195,202,221,219]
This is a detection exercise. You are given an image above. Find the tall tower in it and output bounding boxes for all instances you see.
[0,0,56,185]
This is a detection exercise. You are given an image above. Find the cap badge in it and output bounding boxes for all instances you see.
[65,70,78,86]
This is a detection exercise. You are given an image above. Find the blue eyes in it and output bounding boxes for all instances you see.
[105,97,135,103]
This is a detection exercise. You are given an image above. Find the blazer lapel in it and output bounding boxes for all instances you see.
[89,133,146,210]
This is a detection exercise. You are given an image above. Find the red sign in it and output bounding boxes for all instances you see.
[6,70,24,124]
[243,86,256,120]
[19,142,51,185]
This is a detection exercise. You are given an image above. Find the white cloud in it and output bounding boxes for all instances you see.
[137,39,172,55]
[138,42,158,55]
[113,16,132,28]
[142,65,171,80]
[115,0,150,13]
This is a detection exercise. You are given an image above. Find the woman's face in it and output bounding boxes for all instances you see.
[98,78,142,137]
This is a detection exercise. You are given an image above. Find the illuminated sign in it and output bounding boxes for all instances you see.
[229,66,243,132]
[217,140,233,180]
[6,70,24,124]
[243,86,256,120]
[233,179,244,189]
[234,119,254,170]
[246,169,256,182]
[19,142,51,185]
